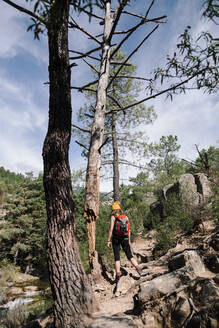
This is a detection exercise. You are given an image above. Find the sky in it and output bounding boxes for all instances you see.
[0,0,218,191]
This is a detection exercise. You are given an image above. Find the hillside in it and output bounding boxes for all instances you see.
[0,163,218,327]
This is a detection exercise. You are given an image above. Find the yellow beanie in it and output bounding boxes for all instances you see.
[112,201,121,210]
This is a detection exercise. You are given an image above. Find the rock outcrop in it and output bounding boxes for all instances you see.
[169,173,212,207]
[150,173,213,218]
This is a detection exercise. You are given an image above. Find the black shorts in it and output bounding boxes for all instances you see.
[112,236,133,261]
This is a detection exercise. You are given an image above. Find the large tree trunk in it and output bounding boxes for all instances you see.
[112,112,120,201]
[43,1,94,327]
[84,1,112,277]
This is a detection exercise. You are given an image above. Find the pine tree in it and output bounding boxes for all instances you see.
[73,50,156,200]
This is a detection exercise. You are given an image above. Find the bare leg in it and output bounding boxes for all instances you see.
[115,260,121,277]
[130,257,139,270]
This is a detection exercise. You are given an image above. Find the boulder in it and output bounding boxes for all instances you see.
[177,174,200,207]
[194,173,213,202]
[114,275,134,297]
[138,266,196,303]
[157,173,213,213]
[162,184,175,201]
[168,250,206,276]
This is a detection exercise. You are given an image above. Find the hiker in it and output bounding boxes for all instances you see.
[107,201,146,282]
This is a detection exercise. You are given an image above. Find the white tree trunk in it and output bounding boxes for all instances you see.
[84,1,112,277]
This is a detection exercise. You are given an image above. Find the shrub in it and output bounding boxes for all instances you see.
[150,195,194,255]
[212,187,219,227]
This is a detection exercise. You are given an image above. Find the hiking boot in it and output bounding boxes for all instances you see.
[138,269,147,277]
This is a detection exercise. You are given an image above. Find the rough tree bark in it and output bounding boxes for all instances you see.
[84,1,112,276]
[42,1,94,327]
[112,112,120,201]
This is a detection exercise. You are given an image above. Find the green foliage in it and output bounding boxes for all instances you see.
[0,173,47,276]
[72,50,156,180]
[152,195,194,254]
[26,290,52,321]
[148,135,181,178]
[202,0,219,23]
[212,187,219,227]
[0,167,26,204]
[186,146,219,175]
[150,16,219,96]
[96,205,112,263]
[120,174,153,237]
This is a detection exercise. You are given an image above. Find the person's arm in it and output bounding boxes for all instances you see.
[107,215,115,248]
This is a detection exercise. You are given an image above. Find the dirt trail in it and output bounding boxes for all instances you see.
[92,232,157,318]
[92,221,216,321]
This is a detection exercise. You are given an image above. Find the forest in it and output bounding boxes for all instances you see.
[0,0,218,327]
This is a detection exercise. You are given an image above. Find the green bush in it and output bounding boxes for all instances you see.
[212,187,219,227]
[149,195,194,255]
[96,205,114,270]
[26,290,53,321]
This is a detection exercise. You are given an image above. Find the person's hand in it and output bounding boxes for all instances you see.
[107,240,111,248]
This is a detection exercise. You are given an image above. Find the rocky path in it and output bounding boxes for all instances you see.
[88,221,219,328]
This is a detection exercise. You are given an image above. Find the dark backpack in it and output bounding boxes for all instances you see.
[113,214,130,237]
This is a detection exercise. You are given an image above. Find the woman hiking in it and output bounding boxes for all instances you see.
[107,201,146,283]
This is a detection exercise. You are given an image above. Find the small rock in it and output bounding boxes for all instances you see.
[141,312,163,328]
[24,286,39,292]
[87,315,138,327]
[10,287,23,295]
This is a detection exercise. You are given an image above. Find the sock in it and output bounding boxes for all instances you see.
[136,266,140,273]
[116,272,121,280]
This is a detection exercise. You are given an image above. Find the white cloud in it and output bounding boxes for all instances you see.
[145,90,219,160]
[0,1,48,63]
[0,136,43,175]
[0,73,47,131]
[0,0,218,193]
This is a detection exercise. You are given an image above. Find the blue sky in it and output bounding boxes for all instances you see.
[0,0,218,191]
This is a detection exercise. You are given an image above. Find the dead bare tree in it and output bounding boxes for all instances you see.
[70,0,166,276]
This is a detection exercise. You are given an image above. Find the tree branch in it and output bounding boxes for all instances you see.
[107,94,123,109]
[2,0,47,25]
[72,124,91,134]
[110,61,132,66]
[110,75,152,81]
[108,0,129,43]
[106,70,204,115]
[71,4,104,21]
[71,86,96,94]
[110,17,147,60]
[75,140,89,150]
[108,24,159,88]
[69,50,100,61]
[69,46,102,60]
[145,0,155,18]
[99,137,109,152]
[69,17,102,45]
[72,79,98,92]
[85,113,94,119]
[83,59,100,75]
